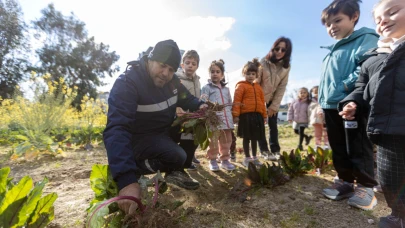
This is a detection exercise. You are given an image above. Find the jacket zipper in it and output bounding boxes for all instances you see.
[218,86,230,129]
[253,83,257,112]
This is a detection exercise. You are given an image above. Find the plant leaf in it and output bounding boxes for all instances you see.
[88,164,118,210]
[0,176,32,227]
[0,167,10,202]
[15,178,48,227]
[27,193,58,227]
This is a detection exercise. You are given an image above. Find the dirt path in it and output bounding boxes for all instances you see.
[0,145,389,228]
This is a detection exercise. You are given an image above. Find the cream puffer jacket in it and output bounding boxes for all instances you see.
[257,57,290,112]
[176,69,201,113]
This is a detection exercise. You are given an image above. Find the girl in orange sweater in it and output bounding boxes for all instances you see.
[232,58,267,167]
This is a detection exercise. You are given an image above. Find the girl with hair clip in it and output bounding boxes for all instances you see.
[200,60,235,171]
[287,87,312,151]
[232,58,267,167]
[256,37,293,160]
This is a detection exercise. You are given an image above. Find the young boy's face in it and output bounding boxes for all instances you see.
[324,12,359,40]
[181,57,198,77]
[374,0,405,40]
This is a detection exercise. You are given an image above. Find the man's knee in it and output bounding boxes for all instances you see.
[164,145,187,166]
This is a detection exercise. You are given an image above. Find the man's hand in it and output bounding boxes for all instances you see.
[118,183,141,215]
[267,108,276,117]
[339,102,357,120]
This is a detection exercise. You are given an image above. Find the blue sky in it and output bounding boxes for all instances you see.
[18,0,378,103]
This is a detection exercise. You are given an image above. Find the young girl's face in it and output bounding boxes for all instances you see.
[374,0,405,40]
[311,87,318,97]
[244,71,257,83]
[210,65,223,84]
[298,89,309,99]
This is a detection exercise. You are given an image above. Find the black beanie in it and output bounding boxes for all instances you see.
[148,40,181,70]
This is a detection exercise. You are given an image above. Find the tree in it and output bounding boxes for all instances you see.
[0,0,28,99]
[32,4,120,107]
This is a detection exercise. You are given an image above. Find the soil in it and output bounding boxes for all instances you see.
[0,144,390,228]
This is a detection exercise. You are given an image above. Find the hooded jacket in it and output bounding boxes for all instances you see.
[201,80,234,130]
[103,57,202,190]
[319,27,379,109]
[339,39,405,141]
[232,80,267,119]
[176,69,201,98]
[257,58,290,112]
[288,98,310,123]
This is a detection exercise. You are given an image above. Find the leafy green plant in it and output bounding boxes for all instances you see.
[0,167,58,228]
[247,162,290,187]
[172,100,233,150]
[86,164,169,228]
[307,146,333,174]
[280,149,314,177]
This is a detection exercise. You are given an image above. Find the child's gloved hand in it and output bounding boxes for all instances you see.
[339,102,357,120]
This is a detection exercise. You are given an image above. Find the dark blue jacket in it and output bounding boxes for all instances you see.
[103,57,202,190]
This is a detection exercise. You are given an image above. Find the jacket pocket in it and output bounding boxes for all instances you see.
[326,82,346,103]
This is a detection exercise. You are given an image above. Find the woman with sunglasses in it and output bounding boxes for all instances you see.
[256,37,293,161]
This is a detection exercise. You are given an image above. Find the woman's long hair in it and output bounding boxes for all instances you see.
[265,37,292,69]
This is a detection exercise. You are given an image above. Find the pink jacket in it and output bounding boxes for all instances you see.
[288,98,310,123]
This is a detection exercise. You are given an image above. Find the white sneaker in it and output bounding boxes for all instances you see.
[252,158,262,166]
[220,160,235,171]
[267,152,277,161]
[242,157,253,167]
[274,152,281,160]
[209,159,220,172]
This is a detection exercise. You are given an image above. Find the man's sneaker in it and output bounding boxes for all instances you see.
[348,186,377,210]
[165,171,200,190]
[230,152,236,162]
[242,157,253,167]
[220,160,235,171]
[209,159,220,172]
[378,215,404,228]
[187,163,197,171]
[322,179,354,200]
[192,156,200,164]
[305,135,313,145]
[252,158,262,166]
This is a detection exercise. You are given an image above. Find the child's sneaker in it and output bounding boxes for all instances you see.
[230,152,236,162]
[242,157,253,167]
[209,159,219,172]
[348,186,377,210]
[322,179,354,200]
[220,160,235,171]
[378,215,404,228]
[266,152,277,161]
[187,163,197,171]
[260,151,269,158]
[274,152,281,160]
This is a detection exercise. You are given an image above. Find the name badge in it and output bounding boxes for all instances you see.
[180,133,194,140]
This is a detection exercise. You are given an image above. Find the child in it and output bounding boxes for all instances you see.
[308,86,329,149]
[201,60,235,171]
[287,87,312,151]
[339,0,405,226]
[232,58,267,167]
[319,0,379,210]
[175,50,201,170]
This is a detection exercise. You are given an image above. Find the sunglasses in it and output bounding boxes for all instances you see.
[274,47,286,53]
